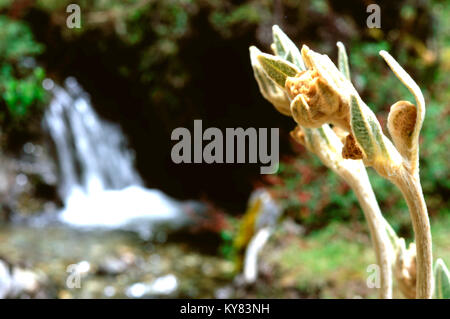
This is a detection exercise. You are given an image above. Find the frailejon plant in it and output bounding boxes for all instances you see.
[249,25,450,299]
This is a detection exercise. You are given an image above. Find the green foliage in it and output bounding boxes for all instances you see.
[337,42,350,80]
[257,53,299,87]
[0,16,43,59]
[434,258,450,299]
[210,2,263,37]
[219,229,235,260]
[0,15,46,122]
[277,222,371,290]
[271,214,450,298]
[1,64,45,118]
[218,216,240,269]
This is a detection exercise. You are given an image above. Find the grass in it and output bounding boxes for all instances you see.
[263,214,450,298]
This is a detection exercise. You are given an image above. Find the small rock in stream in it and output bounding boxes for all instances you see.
[98,257,130,275]
[0,259,44,298]
[125,274,178,298]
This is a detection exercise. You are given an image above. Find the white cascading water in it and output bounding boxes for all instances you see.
[43,77,196,239]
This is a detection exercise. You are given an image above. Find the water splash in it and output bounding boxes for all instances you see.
[43,78,197,239]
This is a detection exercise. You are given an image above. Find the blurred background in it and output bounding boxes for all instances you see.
[0,0,448,298]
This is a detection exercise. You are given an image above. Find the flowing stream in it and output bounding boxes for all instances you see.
[0,78,232,299]
[43,77,198,239]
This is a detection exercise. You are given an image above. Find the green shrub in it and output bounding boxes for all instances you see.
[0,15,46,123]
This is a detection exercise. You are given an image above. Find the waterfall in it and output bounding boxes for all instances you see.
[43,77,198,239]
[44,77,143,199]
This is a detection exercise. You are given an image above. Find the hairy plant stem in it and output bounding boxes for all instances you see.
[341,168,394,298]
[303,126,395,298]
[393,169,433,299]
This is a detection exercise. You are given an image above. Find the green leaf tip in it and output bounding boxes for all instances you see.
[349,94,399,168]
[379,49,425,173]
[434,258,450,299]
[350,95,374,159]
[249,46,291,116]
[336,41,350,80]
[257,53,300,88]
[272,25,306,70]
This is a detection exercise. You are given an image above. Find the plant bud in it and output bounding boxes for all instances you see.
[286,70,350,130]
[387,101,417,163]
[290,126,306,146]
[380,50,425,173]
[283,45,357,131]
[342,133,363,160]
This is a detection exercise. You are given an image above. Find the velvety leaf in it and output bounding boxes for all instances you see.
[249,46,291,115]
[336,41,350,80]
[350,95,375,158]
[380,50,425,172]
[272,25,306,70]
[350,94,391,161]
[257,53,299,87]
[435,258,450,299]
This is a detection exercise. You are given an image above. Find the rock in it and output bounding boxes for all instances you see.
[0,138,59,219]
[125,282,149,298]
[103,286,116,297]
[125,274,178,298]
[0,260,12,298]
[9,268,41,297]
[215,286,234,299]
[98,257,129,275]
[0,259,43,298]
